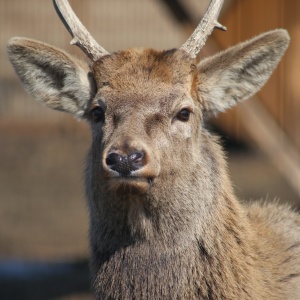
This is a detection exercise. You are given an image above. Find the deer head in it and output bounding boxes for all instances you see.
[7,0,289,238]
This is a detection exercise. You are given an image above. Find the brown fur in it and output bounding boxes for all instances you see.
[7,27,300,299]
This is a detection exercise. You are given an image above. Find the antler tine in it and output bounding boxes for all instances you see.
[53,0,109,61]
[180,0,226,58]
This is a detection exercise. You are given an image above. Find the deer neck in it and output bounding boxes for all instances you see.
[89,184,258,299]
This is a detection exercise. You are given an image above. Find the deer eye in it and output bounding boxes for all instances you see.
[176,108,191,122]
[92,107,105,123]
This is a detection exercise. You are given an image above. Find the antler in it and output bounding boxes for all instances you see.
[180,0,226,58]
[53,0,109,61]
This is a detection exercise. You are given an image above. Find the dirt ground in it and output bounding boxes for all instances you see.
[0,124,299,299]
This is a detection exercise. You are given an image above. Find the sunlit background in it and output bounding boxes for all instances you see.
[1,0,300,299]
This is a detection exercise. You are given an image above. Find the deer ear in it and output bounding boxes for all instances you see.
[197,29,290,114]
[7,37,96,117]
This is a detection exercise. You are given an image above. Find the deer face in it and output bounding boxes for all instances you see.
[7,1,289,201]
[88,48,199,194]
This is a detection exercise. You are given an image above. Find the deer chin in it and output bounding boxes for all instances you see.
[107,176,154,195]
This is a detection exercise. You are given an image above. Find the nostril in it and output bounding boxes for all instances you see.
[128,151,145,170]
[106,152,123,167]
[128,151,144,164]
[105,152,130,176]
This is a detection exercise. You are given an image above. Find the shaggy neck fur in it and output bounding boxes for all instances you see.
[85,134,273,299]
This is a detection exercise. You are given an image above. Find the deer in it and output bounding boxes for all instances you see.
[7,0,300,299]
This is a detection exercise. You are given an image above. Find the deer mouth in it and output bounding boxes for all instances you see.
[107,176,154,195]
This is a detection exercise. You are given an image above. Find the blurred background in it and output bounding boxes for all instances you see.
[1,0,300,299]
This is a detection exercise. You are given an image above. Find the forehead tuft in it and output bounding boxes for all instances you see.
[92,48,196,90]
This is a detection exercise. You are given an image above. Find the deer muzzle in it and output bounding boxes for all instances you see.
[105,151,146,177]
[102,143,160,194]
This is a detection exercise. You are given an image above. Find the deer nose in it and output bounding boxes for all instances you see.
[105,150,146,176]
